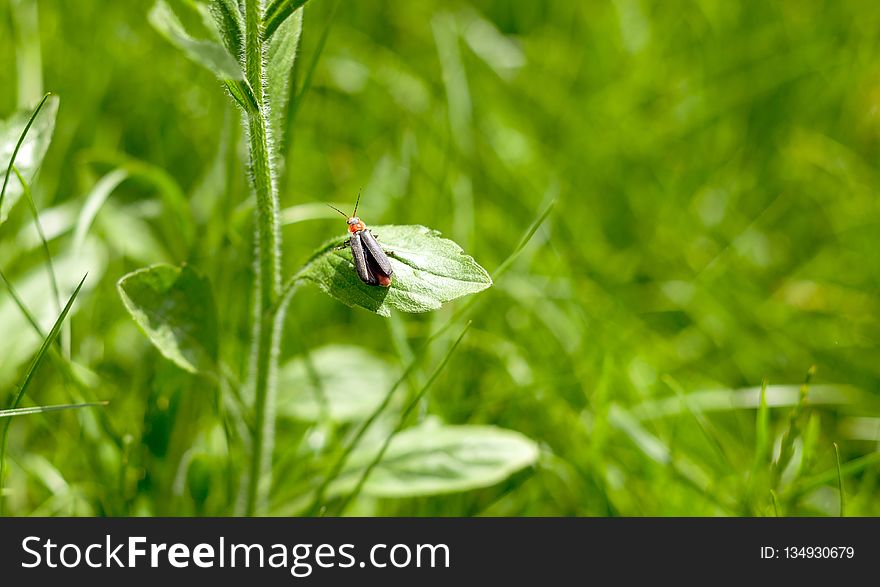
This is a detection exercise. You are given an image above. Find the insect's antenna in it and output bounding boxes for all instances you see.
[327,204,349,218]
[353,187,363,217]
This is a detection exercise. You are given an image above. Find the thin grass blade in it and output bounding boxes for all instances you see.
[834,443,845,517]
[0,93,52,219]
[0,401,108,419]
[0,273,87,512]
[332,322,471,515]
[302,318,461,515]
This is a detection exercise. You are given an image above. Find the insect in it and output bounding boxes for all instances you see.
[329,191,394,288]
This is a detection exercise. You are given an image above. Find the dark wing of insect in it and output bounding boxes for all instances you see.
[359,229,393,277]
[349,231,378,285]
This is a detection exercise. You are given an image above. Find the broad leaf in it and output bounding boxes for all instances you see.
[278,345,401,422]
[331,422,539,497]
[266,5,303,158]
[0,95,59,223]
[300,224,492,317]
[117,264,218,373]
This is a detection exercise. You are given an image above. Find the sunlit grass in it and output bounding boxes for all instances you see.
[0,0,878,516]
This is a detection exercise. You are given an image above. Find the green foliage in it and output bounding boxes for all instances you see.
[117,264,219,374]
[264,0,310,41]
[149,0,257,112]
[149,0,242,80]
[1,0,879,517]
[0,94,58,223]
[0,275,86,512]
[265,6,303,155]
[331,421,539,498]
[0,401,107,419]
[208,0,244,62]
[278,345,400,422]
[300,225,492,316]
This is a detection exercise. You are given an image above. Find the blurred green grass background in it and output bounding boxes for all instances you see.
[1,0,879,516]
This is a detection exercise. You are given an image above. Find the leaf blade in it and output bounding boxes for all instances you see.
[117,264,219,374]
[331,422,539,498]
[209,0,244,64]
[265,4,303,158]
[149,0,244,81]
[300,224,492,316]
[263,0,310,41]
[278,345,400,422]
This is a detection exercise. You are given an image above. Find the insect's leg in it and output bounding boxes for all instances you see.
[334,238,351,251]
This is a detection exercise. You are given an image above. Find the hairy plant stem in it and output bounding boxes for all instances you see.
[243,0,283,516]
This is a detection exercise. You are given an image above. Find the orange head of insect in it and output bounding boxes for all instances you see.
[346,216,366,233]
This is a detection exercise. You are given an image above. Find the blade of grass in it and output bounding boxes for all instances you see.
[0,269,90,392]
[746,378,770,513]
[79,150,194,255]
[834,442,845,517]
[12,165,61,320]
[662,374,734,472]
[302,317,461,515]
[0,401,108,419]
[772,365,815,487]
[73,168,129,253]
[13,163,70,359]
[754,378,770,469]
[492,198,555,279]
[0,93,51,215]
[441,198,555,327]
[285,0,337,128]
[333,322,471,516]
[0,273,86,514]
[781,450,880,500]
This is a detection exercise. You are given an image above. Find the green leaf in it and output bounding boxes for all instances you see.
[209,0,244,63]
[73,168,129,253]
[149,0,257,112]
[331,421,539,498]
[0,94,59,223]
[278,345,401,422]
[300,224,493,317]
[117,264,219,373]
[149,0,243,80]
[265,4,302,157]
[263,0,310,42]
